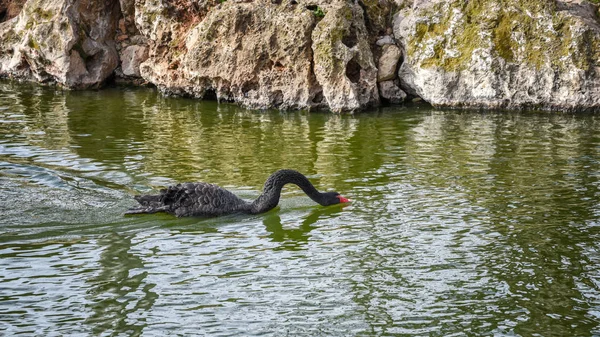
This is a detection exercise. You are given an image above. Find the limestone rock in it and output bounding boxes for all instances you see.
[121,45,148,77]
[180,2,321,109]
[6,0,599,113]
[0,0,119,88]
[376,35,395,46]
[139,0,380,111]
[379,80,407,103]
[394,0,600,111]
[312,0,379,111]
[377,44,401,81]
[135,0,223,99]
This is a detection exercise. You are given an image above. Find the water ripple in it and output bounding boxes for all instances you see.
[1,82,600,336]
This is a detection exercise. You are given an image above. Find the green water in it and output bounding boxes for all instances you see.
[1,80,600,336]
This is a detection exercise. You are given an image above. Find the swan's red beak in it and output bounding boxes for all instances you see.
[337,195,350,203]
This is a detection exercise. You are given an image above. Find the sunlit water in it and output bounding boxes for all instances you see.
[1,81,600,336]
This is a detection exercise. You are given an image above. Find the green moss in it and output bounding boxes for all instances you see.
[407,0,600,71]
[574,30,600,70]
[34,8,54,20]
[492,13,514,62]
[408,2,485,71]
[28,38,40,50]
[312,6,325,18]
[312,5,354,76]
[341,5,353,21]
[414,22,428,40]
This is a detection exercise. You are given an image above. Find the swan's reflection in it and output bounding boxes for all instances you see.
[263,204,348,250]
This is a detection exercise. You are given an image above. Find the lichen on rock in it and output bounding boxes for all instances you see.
[394,0,600,111]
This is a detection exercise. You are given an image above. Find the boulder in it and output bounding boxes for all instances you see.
[393,0,600,111]
[379,80,407,103]
[0,0,120,89]
[121,45,148,77]
[377,44,401,81]
[179,2,320,109]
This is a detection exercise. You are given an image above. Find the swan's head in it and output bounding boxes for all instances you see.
[321,192,350,205]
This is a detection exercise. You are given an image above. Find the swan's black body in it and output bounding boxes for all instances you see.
[125,169,348,217]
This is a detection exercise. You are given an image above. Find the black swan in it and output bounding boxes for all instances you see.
[125,169,350,217]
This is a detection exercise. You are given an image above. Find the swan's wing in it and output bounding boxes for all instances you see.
[163,182,246,217]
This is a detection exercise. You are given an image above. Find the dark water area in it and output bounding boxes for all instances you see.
[1,80,600,336]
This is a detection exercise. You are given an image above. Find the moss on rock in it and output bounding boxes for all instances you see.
[396,0,600,111]
[405,0,600,72]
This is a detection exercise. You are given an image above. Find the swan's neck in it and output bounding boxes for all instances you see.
[249,169,324,214]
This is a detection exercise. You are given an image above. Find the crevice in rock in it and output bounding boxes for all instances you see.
[273,60,285,71]
[241,80,259,94]
[257,53,274,72]
[273,90,284,107]
[203,88,218,100]
[16,55,31,72]
[394,52,404,79]
[234,12,253,34]
[346,57,361,83]
[311,89,324,104]
[342,24,358,48]
[269,34,278,50]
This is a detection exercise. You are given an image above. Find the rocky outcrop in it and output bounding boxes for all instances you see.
[2,0,600,112]
[394,0,600,111]
[178,2,321,109]
[312,0,380,111]
[136,0,381,111]
[0,0,120,89]
[0,0,395,111]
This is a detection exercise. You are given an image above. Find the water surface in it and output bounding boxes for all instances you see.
[1,81,600,336]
